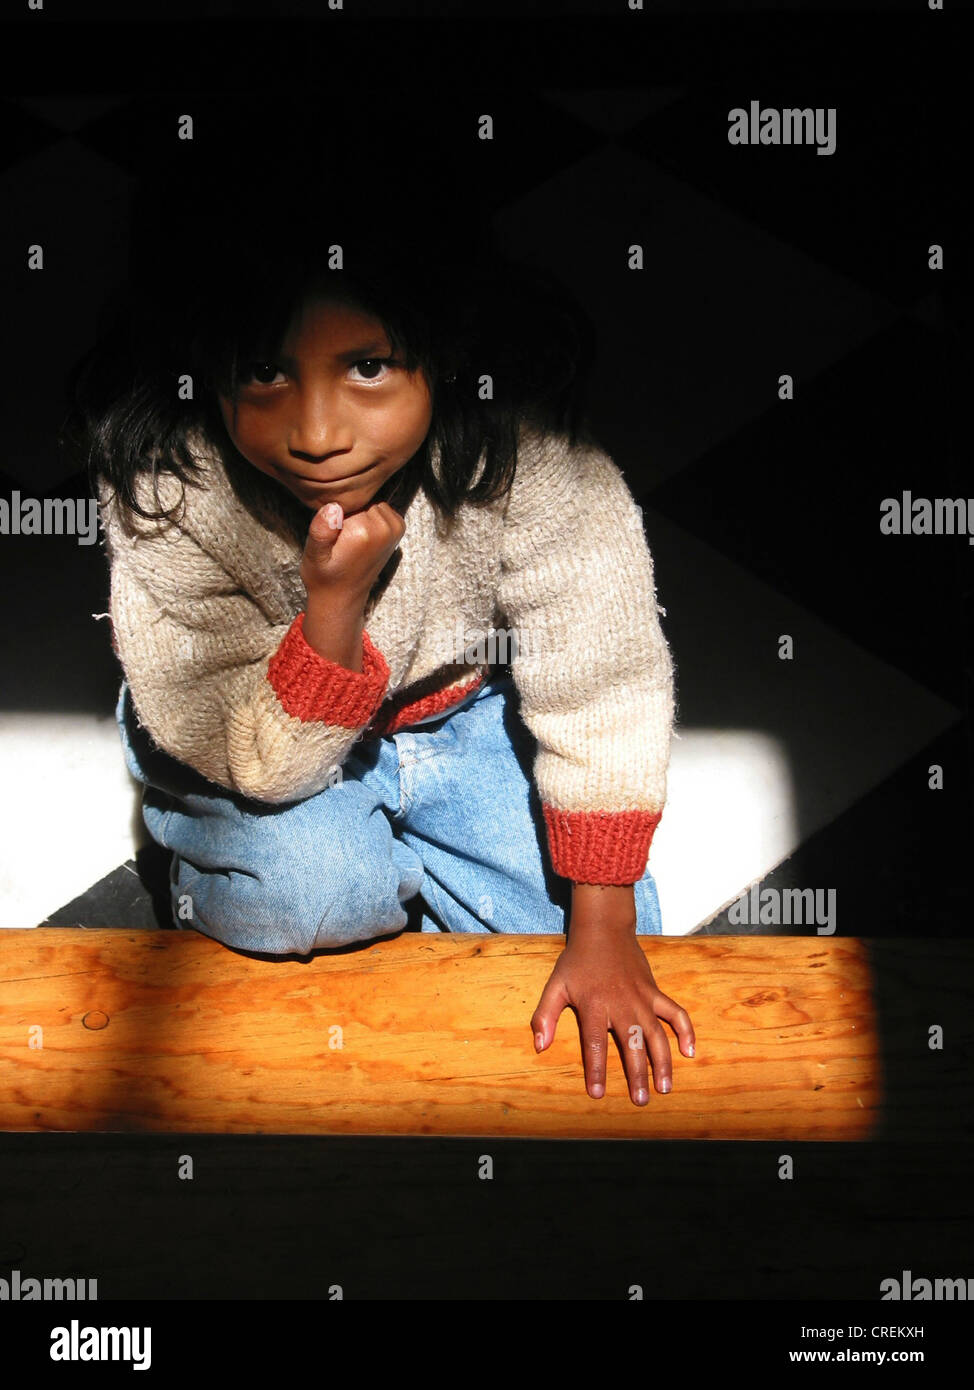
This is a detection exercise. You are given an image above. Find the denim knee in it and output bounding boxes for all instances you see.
[168,808,419,956]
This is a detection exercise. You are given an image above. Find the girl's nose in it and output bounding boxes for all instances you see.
[287,384,351,461]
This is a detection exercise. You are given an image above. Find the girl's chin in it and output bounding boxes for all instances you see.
[297,487,371,515]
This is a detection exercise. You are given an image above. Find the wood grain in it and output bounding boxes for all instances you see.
[0,931,879,1139]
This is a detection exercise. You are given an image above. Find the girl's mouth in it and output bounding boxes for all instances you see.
[292,461,376,486]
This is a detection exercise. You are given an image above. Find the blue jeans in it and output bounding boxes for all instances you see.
[115,673,663,954]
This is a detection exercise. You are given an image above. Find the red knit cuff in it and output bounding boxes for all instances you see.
[542,805,663,885]
[267,612,390,725]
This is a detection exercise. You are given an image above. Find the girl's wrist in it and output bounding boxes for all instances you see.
[568,882,638,937]
[301,595,367,671]
[305,583,368,618]
[571,881,636,905]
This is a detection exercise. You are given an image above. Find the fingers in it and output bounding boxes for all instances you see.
[363,502,406,558]
[532,981,697,1107]
[607,1018,669,1103]
[594,1001,698,1105]
[307,501,344,546]
[621,992,697,1101]
[577,1008,610,1099]
[644,1021,673,1097]
[618,996,696,1101]
[592,1015,674,1104]
[653,992,696,1059]
[621,1022,651,1105]
[530,973,568,1054]
[373,501,404,524]
[372,501,406,535]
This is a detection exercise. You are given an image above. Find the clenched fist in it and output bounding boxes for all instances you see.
[300,499,406,609]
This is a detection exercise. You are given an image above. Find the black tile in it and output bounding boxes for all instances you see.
[623,85,962,307]
[645,317,970,709]
[40,843,175,931]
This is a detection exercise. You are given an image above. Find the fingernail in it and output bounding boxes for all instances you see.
[660,1077,672,1094]
[635,1088,648,1105]
[688,1043,695,1057]
[590,1083,605,1099]
[323,503,343,529]
[534,1032,544,1051]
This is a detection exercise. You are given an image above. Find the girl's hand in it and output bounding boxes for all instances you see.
[301,499,406,607]
[530,884,695,1105]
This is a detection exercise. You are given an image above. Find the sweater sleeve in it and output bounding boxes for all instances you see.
[101,484,390,804]
[496,426,675,885]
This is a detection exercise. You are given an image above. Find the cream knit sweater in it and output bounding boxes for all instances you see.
[98,421,675,886]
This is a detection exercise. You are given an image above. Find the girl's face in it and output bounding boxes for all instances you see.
[217,292,432,515]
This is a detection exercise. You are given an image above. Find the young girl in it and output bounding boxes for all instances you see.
[61,128,695,1108]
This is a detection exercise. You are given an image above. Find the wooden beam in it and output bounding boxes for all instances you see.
[0,931,879,1139]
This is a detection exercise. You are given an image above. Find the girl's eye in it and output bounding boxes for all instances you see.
[242,361,285,386]
[350,357,396,383]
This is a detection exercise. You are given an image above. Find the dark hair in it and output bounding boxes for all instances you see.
[59,98,596,528]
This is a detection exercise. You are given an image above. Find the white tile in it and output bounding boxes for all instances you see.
[654,729,798,936]
[0,712,144,928]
